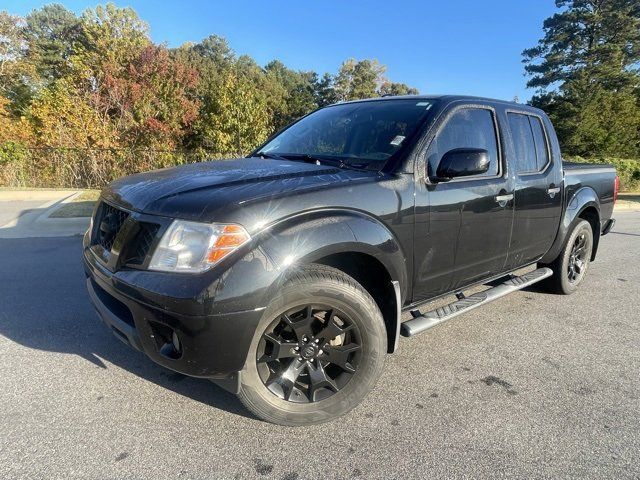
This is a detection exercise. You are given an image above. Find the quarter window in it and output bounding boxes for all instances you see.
[427,108,500,178]
[508,112,550,173]
[529,116,550,171]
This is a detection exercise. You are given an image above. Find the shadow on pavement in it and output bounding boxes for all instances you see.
[0,228,251,419]
[610,231,640,237]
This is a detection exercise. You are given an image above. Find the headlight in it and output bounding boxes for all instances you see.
[148,220,250,273]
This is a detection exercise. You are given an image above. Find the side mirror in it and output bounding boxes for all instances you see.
[434,148,490,181]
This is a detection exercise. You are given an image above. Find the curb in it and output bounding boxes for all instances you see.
[0,191,89,238]
[36,191,84,222]
[613,203,640,212]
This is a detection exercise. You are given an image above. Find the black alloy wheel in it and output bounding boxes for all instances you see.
[237,264,387,426]
[256,305,362,403]
[542,219,593,295]
[567,232,589,283]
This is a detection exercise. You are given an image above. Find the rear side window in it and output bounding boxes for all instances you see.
[529,116,550,171]
[508,112,550,173]
[427,107,500,178]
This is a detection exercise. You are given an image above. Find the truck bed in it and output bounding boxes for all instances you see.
[563,160,617,227]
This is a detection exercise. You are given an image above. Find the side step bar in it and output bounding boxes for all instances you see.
[400,267,553,337]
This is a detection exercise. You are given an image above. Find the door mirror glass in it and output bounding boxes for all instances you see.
[435,148,490,180]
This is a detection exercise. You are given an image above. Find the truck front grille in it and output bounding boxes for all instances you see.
[90,201,162,268]
[123,222,160,265]
[93,202,129,252]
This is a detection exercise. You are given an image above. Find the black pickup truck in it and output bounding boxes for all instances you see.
[84,95,618,425]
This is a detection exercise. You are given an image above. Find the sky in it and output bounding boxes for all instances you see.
[4,0,558,102]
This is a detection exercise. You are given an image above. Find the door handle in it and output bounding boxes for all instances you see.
[547,186,561,198]
[495,193,514,203]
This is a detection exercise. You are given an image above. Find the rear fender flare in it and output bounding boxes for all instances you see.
[540,186,600,264]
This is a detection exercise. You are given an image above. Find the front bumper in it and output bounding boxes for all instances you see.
[83,248,264,389]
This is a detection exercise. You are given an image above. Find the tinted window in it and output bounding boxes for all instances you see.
[529,116,550,171]
[508,113,537,173]
[427,108,499,178]
[259,99,435,169]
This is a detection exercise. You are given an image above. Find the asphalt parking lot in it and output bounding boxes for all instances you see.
[0,212,638,479]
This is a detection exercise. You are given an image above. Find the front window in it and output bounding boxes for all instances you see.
[257,99,435,170]
[427,107,500,178]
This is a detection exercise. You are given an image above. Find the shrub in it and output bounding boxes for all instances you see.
[0,144,229,188]
[0,142,32,186]
[565,156,640,192]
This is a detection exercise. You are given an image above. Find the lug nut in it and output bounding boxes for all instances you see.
[294,346,299,351]
[314,339,319,344]
[318,349,324,355]
[298,357,303,361]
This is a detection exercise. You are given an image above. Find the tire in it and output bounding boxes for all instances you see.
[237,264,387,426]
[542,219,594,295]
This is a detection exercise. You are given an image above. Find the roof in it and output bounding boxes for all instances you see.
[334,94,540,112]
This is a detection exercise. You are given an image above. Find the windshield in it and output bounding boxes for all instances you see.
[257,99,435,170]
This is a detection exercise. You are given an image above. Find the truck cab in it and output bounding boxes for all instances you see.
[412,98,564,299]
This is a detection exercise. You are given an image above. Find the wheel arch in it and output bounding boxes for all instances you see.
[257,209,409,354]
[312,252,401,354]
[577,205,600,261]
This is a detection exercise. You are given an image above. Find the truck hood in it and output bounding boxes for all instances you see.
[102,157,375,222]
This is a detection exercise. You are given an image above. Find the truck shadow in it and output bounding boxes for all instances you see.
[0,229,252,420]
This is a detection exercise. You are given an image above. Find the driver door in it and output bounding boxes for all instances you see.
[413,105,515,301]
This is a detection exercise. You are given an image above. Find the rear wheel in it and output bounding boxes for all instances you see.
[237,264,387,426]
[542,219,593,294]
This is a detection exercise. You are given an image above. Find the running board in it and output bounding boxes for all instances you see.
[400,267,553,337]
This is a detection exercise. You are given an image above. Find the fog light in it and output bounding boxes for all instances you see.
[158,329,182,359]
[172,331,181,353]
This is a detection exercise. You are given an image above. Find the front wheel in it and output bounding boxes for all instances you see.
[542,219,594,295]
[237,264,387,426]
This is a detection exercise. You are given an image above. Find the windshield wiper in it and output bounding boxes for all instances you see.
[276,153,371,172]
[255,151,286,160]
[256,151,373,172]
[276,153,324,164]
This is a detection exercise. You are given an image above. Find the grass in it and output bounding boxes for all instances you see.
[617,192,640,208]
[49,190,100,218]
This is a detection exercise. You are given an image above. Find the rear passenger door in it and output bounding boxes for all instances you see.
[505,111,563,268]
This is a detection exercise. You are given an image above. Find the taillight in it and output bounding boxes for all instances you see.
[614,176,620,204]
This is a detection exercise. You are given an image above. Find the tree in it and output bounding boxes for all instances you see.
[379,81,419,96]
[315,72,338,107]
[265,60,318,130]
[0,95,31,143]
[198,69,270,154]
[524,0,640,157]
[534,76,640,157]
[29,79,113,148]
[0,11,34,112]
[192,34,235,69]
[115,45,200,149]
[0,11,25,83]
[0,3,425,186]
[523,0,640,91]
[24,4,82,83]
[334,58,386,101]
[76,3,150,84]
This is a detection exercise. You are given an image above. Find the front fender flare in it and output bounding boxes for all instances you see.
[200,209,409,359]
[257,209,409,303]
